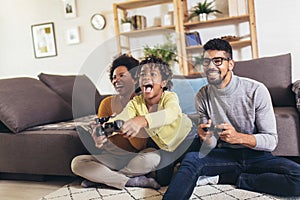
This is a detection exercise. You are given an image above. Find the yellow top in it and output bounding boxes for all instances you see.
[112,91,192,152]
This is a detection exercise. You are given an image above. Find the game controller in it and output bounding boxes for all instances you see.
[202,125,224,133]
[94,117,124,137]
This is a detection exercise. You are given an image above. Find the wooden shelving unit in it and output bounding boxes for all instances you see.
[183,15,250,29]
[186,40,252,52]
[113,0,258,75]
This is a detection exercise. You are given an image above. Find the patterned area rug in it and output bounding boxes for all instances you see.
[40,179,300,200]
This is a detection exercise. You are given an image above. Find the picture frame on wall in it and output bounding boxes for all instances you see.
[65,27,80,45]
[63,0,77,18]
[31,22,57,58]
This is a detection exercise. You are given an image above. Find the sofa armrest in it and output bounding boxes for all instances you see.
[292,80,300,112]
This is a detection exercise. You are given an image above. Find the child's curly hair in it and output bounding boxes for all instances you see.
[136,55,173,91]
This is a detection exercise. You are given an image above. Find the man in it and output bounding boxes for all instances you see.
[163,38,300,200]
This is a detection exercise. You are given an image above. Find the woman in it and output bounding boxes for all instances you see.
[71,54,160,190]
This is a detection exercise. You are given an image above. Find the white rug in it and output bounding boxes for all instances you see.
[40,179,300,200]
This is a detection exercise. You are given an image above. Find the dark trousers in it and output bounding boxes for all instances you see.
[147,124,201,186]
[163,148,300,200]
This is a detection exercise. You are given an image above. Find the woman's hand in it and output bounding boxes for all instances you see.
[90,121,107,149]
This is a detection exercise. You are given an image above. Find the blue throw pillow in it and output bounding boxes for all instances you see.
[172,77,207,114]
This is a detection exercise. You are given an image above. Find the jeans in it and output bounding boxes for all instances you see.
[148,123,201,186]
[155,137,201,186]
[163,148,300,200]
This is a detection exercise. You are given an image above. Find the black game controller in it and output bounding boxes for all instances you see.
[202,125,224,133]
[94,117,124,137]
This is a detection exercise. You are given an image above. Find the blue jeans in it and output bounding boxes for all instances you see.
[163,148,300,200]
[148,123,201,186]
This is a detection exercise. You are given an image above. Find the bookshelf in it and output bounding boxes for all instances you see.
[113,0,258,75]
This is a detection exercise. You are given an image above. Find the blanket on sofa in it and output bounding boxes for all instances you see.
[27,114,97,131]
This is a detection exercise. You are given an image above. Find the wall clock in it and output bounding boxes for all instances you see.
[90,13,106,30]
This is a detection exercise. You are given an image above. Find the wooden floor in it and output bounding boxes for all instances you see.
[0,175,75,200]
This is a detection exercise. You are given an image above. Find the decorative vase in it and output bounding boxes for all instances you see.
[162,12,174,26]
[121,23,131,32]
[199,13,208,21]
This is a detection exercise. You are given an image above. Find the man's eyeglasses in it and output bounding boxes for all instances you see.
[202,57,231,67]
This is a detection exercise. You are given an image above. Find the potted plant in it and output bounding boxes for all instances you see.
[188,0,222,21]
[143,35,178,67]
[121,17,132,32]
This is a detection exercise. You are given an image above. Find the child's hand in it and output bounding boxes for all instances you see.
[121,116,148,138]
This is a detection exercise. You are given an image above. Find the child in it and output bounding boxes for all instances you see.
[110,55,201,186]
[72,54,160,190]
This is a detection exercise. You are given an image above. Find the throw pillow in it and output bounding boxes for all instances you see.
[38,73,103,117]
[0,77,73,133]
[172,76,207,114]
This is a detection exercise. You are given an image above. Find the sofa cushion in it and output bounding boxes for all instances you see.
[172,75,207,114]
[38,73,102,117]
[233,53,295,107]
[272,107,300,156]
[0,77,73,133]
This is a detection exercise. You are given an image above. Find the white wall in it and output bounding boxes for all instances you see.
[0,0,300,94]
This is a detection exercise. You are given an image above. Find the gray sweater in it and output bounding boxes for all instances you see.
[195,73,278,152]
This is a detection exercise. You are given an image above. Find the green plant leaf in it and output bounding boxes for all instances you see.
[188,0,222,19]
[142,35,178,66]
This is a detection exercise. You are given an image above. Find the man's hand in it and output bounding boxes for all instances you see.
[216,122,256,148]
[216,122,240,144]
[121,116,148,138]
[198,119,213,142]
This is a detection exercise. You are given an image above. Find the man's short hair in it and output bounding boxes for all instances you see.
[203,38,233,59]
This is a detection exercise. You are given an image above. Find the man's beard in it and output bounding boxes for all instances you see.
[206,69,229,86]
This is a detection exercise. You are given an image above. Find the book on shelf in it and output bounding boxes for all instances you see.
[185,31,202,46]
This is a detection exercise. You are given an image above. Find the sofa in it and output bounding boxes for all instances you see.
[0,73,107,178]
[0,53,299,179]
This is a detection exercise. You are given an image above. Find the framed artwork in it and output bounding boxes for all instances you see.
[63,0,77,18]
[65,27,80,45]
[31,22,57,58]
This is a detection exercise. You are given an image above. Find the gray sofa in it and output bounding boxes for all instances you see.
[0,73,106,177]
[233,53,300,157]
[0,53,299,179]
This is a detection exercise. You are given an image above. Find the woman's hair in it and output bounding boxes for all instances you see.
[203,38,233,59]
[108,54,139,82]
[136,55,173,91]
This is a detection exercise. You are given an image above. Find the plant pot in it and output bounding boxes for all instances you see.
[190,16,199,22]
[199,13,208,21]
[121,23,131,32]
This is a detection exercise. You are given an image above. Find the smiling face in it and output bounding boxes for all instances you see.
[203,50,234,89]
[138,64,166,103]
[112,66,135,97]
